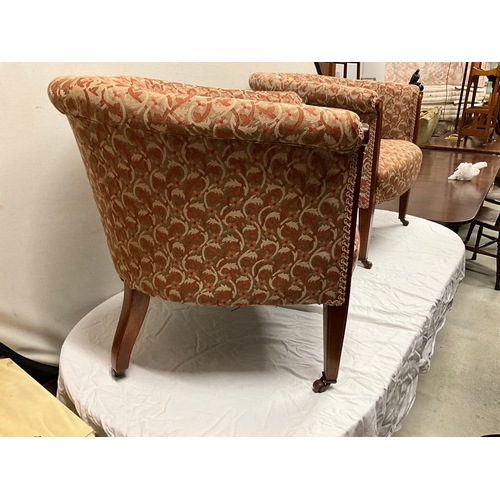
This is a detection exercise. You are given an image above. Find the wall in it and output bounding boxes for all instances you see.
[0,62,316,366]
[360,63,386,81]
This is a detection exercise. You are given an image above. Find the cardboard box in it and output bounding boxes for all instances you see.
[0,358,94,437]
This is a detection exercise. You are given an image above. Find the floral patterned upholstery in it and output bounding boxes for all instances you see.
[249,72,423,266]
[48,75,369,390]
[375,140,422,204]
[48,75,365,308]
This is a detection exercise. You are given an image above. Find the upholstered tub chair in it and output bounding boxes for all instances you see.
[48,75,367,393]
[249,72,423,268]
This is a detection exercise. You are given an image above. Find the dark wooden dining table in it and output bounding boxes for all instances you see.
[377,149,500,227]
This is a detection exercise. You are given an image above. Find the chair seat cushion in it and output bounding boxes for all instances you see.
[375,139,422,205]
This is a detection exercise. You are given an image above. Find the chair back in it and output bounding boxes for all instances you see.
[248,72,422,141]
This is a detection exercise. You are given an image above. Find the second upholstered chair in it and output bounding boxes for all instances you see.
[249,72,423,268]
[48,75,368,393]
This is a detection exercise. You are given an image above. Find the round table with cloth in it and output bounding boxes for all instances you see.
[57,210,465,437]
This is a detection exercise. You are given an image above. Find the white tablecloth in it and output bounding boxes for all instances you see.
[57,210,465,436]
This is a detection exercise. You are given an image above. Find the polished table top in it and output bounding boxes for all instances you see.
[377,149,500,226]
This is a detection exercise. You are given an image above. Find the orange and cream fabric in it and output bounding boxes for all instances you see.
[248,72,423,268]
[48,75,367,393]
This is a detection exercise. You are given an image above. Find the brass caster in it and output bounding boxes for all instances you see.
[312,373,334,393]
[111,368,126,379]
[359,258,373,269]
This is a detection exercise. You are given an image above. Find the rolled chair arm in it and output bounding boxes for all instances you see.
[250,72,422,141]
[249,72,378,117]
[170,85,305,105]
[70,74,305,105]
[48,76,364,153]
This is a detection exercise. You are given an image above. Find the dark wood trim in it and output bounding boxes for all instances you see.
[313,131,367,392]
[359,102,383,267]
[322,302,350,382]
[413,91,424,144]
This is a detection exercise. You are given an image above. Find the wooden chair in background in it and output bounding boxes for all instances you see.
[316,62,361,79]
[465,205,500,290]
[457,64,500,146]
[249,71,423,268]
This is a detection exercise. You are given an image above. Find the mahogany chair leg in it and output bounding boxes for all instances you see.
[398,189,411,226]
[465,221,476,243]
[111,283,151,378]
[312,303,349,393]
[358,206,375,269]
[471,225,484,260]
[496,237,500,291]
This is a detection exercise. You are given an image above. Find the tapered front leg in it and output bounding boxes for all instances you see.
[111,283,151,377]
[312,303,350,393]
[358,206,375,269]
[398,190,411,226]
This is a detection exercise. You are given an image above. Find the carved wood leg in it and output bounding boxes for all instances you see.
[111,283,151,378]
[358,206,374,269]
[312,303,349,393]
[398,189,411,226]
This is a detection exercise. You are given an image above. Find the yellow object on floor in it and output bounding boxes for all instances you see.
[417,107,441,146]
[0,358,94,437]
